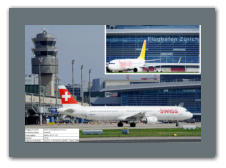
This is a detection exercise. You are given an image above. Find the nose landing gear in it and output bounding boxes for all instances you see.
[130,122,136,127]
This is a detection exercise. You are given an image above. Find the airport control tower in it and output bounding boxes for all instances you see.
[32,30,58,97]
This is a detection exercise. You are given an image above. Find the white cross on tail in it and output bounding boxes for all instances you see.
[62,91,71,101]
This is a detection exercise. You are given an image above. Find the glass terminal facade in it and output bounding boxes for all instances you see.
[106,25,200,64]
[119,87,201,114]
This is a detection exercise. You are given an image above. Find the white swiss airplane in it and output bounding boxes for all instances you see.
[106,40,199,73]
[57,85,193,127]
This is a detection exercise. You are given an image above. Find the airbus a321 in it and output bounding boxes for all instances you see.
[57,85,193,127]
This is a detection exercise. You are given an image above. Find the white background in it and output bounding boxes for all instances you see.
[1,0,225,168]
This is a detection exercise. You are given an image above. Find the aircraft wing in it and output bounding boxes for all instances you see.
[64,108,74,113]
[142,63,155,68]
[58,107,74,114]
[118,112,145,121]
[142,62,200,68]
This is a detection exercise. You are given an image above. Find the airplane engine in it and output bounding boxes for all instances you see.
[143,116,158,124]
[133,67,143,72]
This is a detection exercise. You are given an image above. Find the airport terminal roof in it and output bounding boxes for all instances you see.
[106,28,199,34]
[101,81,201,92]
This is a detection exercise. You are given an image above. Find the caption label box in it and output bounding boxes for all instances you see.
[25,128,79,142]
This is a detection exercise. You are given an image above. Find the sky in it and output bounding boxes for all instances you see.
[25,25,158,89]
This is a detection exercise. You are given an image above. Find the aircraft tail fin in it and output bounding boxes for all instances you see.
[58,85,79,106]
[137,40,146,60]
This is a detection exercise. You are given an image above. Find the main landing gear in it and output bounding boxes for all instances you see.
[176,121,179,127]
[117,122,136,127]
[130,122,136,127]
[133,68,138,72]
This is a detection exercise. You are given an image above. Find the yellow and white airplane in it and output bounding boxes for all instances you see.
[106,40,148,73]
[106,40,199,73]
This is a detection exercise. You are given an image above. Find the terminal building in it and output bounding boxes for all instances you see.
[106,25,200,72]
[90,75,201,121]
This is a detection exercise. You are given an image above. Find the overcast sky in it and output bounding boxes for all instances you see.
[25,25,158,89]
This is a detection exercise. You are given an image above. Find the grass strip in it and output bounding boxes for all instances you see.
[80,128,201,138]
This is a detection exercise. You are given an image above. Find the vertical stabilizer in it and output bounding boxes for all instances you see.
[58,85,78,105]
[137,40,147,60]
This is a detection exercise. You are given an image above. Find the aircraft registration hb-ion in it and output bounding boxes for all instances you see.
[106,40,199,73]
[57,85,193,127]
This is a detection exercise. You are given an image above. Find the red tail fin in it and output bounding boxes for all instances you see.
[58,85,78,104]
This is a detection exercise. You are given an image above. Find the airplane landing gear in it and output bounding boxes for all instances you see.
[130,122,136,127]
[176,121,179,127]
[117,122,123,127]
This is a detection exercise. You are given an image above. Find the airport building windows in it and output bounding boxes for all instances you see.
[34,51,57,57]
[34,41,56,48]
[160,75,201,82]
[119,88,201,114]
[106,35,199,63]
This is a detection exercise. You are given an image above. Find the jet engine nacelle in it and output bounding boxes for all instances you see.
[133,67,143,72]
[143,116,158,124]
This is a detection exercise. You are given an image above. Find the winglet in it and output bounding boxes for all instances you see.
[178,57,182,64]
[178,102,184,107]
[137,40,146,60]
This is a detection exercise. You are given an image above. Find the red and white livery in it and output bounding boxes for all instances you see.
[58,85,193,127]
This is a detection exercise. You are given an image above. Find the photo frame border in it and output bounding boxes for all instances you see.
[9,8,216,158]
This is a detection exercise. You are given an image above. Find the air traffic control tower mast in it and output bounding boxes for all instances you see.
[32,30,58,97]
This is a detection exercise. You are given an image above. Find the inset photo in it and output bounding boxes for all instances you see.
[105,25,201,74]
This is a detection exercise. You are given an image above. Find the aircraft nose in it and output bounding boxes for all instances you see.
[108,64,115,71]
[188,112,193,119]
[107,64,111,69]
